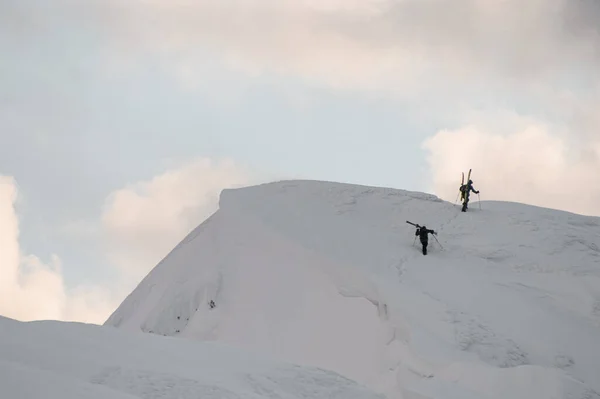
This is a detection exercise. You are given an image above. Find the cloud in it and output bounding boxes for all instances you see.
[100,157,259,283]
[105,0,599,94]
[4,0,597,145]
[422,124,600,216]
[96,0,600,159]
[0,175,116,323]
[4,0,598,110]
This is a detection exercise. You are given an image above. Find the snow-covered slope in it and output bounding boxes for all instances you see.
[0,315,383,399]
[105,180,600,399]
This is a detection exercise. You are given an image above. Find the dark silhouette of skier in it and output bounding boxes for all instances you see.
[460,179,479,212]
[416,225,436,255]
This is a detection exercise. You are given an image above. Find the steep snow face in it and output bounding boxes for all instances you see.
[105,180,600,399]
[0,316,383,399]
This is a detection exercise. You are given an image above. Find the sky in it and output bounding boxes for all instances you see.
[1,0,599,324]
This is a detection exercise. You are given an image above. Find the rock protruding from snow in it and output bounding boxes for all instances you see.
[105,180,600,399]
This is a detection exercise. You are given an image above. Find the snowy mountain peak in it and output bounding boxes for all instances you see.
[105,180,600,399]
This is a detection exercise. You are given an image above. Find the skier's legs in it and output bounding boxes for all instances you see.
[421,240,428,255]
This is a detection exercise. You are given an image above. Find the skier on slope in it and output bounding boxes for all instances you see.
[415,225,436,255]
[459,179,479,212]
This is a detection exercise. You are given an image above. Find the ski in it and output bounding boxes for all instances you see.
[460,169,473,202]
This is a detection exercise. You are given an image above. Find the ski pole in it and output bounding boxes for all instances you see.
[454,192,459,205]
[432,233,443,249]
[413,236,417,246]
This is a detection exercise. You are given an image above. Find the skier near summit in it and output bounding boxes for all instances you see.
[460,179,479,212]
[415,225,436,255]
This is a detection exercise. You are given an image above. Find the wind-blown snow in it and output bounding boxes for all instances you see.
[105,180,600,399]
[0,315,383,399]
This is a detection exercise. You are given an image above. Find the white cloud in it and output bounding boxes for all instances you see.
[103,0,600,167]
[0,175,116,323]
[422,124,600,216]
[106,0,599,95]
[100,157,259,283]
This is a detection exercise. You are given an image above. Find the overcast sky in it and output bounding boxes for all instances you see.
[1,0,599,324]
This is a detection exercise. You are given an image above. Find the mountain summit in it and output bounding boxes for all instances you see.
[105,180,600,399]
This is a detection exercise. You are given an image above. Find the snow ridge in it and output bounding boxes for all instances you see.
[105,180,600,399]
[0,316,384,399]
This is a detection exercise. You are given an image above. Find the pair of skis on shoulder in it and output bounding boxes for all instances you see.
[461,168,472,187]
[458,169,471,203]
[459,168,482,210]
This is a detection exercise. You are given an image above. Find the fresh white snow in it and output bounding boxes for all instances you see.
[0,315,384,399]
[105,180,600,399]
